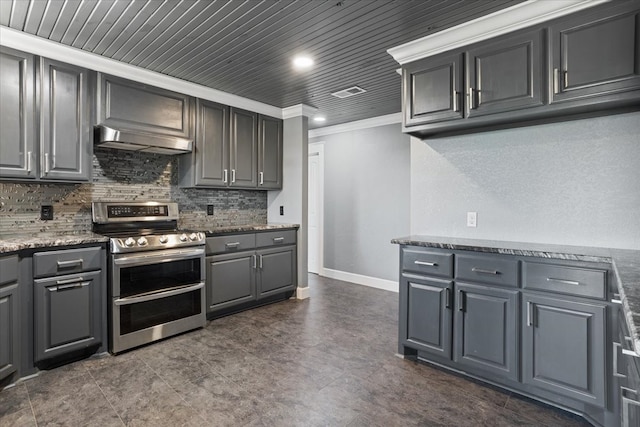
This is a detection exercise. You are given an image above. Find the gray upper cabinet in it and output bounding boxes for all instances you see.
[403,52,464,126]
[39,58,91,181]
[550,5,640,103]
[0,47,36,180]
[522,294,606,407]
[453,282,519,381]
[258,115,283,190]
[466,29,544,117]
[230,108,258,188]
[97,73,193,139]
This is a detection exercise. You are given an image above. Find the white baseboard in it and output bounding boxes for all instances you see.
[321,268,398,293]
[295,286,311,300]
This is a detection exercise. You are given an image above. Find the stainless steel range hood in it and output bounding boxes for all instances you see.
[95,126,192,155]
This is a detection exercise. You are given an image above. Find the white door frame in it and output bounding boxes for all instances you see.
[308,142,325,276]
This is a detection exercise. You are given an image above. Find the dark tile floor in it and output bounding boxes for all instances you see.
[1,274,590,426]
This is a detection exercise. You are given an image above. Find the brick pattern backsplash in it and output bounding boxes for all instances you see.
[0,148,267,236]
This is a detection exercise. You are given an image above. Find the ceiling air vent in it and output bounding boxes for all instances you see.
[331,86,366,99]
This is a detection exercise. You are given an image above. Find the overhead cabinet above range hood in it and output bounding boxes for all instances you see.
[95,126,192,155]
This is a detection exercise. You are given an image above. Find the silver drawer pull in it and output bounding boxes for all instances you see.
[613,342,626,378]
[225,242,240,248]
[57,259,84,268]
[414,260,437,267]
[611,298,622,304]
[56,276,84,285]
[472,267,499,275]
[546,277,580,286]
[273,237,285,243]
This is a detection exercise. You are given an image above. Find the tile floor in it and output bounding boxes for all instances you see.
[1,274,590,426]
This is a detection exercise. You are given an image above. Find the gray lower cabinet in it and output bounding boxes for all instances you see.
[34,270,102,362]
[258,115,283,189]
[256,246,296,298]
[549,4,640,104]
[39,58,91,181]
[614,305,640,427]
[206,251,256,312]
[522,293,606,407]
[0,254,20,382]
[0,47,36,180]
[454,282,519,381]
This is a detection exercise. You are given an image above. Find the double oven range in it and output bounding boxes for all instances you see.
[92,201,206,354]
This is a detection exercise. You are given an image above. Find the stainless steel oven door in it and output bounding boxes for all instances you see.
[110,247,206,354]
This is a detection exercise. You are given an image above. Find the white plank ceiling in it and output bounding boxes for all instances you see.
[1,0,522,128]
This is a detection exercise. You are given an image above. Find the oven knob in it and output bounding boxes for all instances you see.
[159,235,169,244]
[124,237,135,247]
[137,237,148,246]
[179,233,188,242]
[189,233,198,241]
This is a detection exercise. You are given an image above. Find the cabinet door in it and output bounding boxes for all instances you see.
[257,246,296,298]
[550,6,640,103]
[522,294,606,407]
[257,115,283,190]
[400,274,452,358]
[0,283,19,381]
[195,99,229,187]
[403,52,463,127]
[40,58,91,181]
[229,108,258,188]
[206,252,256,312]
[466,29,544,117]
[0,47,36,179]
[34,270,102,362]
[97,73,193,139]
[453,282,519,381]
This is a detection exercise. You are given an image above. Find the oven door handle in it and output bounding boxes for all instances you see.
[114,282,204,306]
[113,248,205,267]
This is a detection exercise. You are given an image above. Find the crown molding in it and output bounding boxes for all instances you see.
[387,0,610,65]
[308,113,401,138]
[0,26,283,118]
[282,104,318,119]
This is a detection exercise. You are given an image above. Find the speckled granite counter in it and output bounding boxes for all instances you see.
[197,223,299,236]
[0,233,109,254]
[391,235,640,354]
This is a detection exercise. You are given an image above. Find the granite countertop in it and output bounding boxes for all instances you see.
[197,223,300,236]
[392,235,640,354]
[0,232,110,254]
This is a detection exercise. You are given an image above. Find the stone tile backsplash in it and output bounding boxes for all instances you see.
[0,148,267,236]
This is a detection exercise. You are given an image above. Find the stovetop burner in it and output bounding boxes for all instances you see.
[91,201,205,253]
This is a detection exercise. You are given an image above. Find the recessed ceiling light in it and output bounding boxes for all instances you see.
[313,116,326,123]
[293,55,314,69]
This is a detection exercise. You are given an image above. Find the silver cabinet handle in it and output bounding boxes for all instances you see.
[44,152,50,174]
[225,242,240,248]
[445,287,452,309]
[546,277,580,286]
[273,237,284,243]
[452,90,459,112]
[468,87,475,109]
[259,254,263,269]
[252,254,257,269]
[527,301,534,327]
[223,169,228,183]
[27,151,32,173]
[56,276,84,285]
[553,68,560,94]
[613,342,626,378]
[259,171,264,185]
[457,290,465,311]
[414,260,437,267]
[57,259,84,269]
[472,267,498,275]
[563,69,568,87]
[231,169,236,183]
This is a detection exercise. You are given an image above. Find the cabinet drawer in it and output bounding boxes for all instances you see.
[523,262,606,299]
[456,254,518,288]
[206,234,256,255]
[0,255,19,286]
[256,230,296,248]
[401,248,453,278]
[33,247,102,278]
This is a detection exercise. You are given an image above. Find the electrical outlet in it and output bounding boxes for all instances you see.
[41,205,53,221]
[279,206,284,216]
[206,204,214,216]
[467,211,477,228]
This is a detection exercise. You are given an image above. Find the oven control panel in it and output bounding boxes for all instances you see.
[108,205,168,218]
[92,202,179,224]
